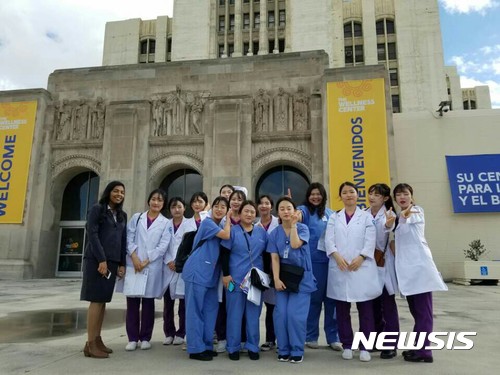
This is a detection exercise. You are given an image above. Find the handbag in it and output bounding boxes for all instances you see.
[241,226,269,291]
[374,249,385,267]
[279,262,304,293]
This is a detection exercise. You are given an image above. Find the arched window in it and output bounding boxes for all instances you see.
[57,172,99,276]
[344,21,364,65]
[139,38,156,63]
[255,166,310,212]
[160,169,203,217]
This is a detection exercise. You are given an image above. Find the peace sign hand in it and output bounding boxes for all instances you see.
[385,207,396,228]
[401,205,419,219]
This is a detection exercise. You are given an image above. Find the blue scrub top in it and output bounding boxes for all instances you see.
[221,224,268,289]
[298,205,333,263]
[182,217,222,288]
[267,223,317,293]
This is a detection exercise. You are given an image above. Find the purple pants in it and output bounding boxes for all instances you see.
[406,291,433,358]
[163,287,186,338]
[373,287,400,347]
[126,297,155,342]
[335,299,375,350]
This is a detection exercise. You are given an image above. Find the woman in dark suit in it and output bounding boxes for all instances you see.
[81,181,127,358]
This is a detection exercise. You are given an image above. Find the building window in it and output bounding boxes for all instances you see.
[269,39,274,53]
[388,42,397,60]
[279,10,286,26]
[463,100,477,110]
[344,21,363,65]
[279,39,285,52]
[389,69,398,87]
[228,43,234,56]
[344,21,362,38]
[268,11,275,28]
[255,166,310,209]
[219,16,225,32]
[392,94,400,113]
[57,171,99,276]
[219,0,225,5]
[139,38,155,63]
[243,13,250,29]
[230,0,235,4]
[243,42,250,55]
[229,14,235,31]
[167,37,172,61]
[219,44,225,57]
[253,41,259,54]
[160,169,203,218]
[376,18,395,35]
[254,12,260,29]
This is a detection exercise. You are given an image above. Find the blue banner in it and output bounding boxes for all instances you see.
[445,154,500,213]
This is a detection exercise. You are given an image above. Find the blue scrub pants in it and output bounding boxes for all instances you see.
[274,291,311,357]
[226,290,262,353]
[306,261,339,344]
[184,281,219,354]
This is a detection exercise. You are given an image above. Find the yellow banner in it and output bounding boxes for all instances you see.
[0,101,38,223]
[326,79,390,210]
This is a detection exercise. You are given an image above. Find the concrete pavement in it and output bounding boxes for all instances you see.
[0,279,498,374]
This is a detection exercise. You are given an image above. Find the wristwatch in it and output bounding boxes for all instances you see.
[360,254,366,260]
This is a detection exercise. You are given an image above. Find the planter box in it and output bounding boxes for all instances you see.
[452,261,500,285]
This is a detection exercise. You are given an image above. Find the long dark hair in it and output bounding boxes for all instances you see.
[98,180,126,222]
[303,182,327,218]
[338,181,358,196]
[368,183,395,212]
[189,191,208,208]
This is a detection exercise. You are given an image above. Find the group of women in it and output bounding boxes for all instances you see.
[80,179,447,365]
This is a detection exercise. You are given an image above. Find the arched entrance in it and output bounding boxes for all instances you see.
[56,171,99,277]
[160,168,203,217]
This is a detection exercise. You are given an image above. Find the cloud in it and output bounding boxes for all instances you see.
[460,76,500,108]
[0,0,173,91]
[450,43,500,76]
[440,0,499,14]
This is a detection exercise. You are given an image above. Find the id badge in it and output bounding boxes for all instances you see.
[283,245,290,259]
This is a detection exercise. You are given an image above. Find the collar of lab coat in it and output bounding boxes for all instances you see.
[139,211,167,231]
[337,206,363,227]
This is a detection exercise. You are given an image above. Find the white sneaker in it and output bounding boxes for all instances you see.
[140,341,151,350]
[342,349,353,360]
[329,342,343,351]
[305,341,319,349]
[163,336,174,345]
[359,350,371,362]
[173,336,184,345]
[216,339,227,353]
[125,341,137,351]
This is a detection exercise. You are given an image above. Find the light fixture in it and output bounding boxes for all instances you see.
[436,101,452,116]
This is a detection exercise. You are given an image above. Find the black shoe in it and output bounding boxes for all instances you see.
[380,350,397,359]
[228,351,240,361]
[404,352,433,363]
[402,350,414,358]
[203,350,218,357]
[189,352,213,361]
[248,351,260,360]
[277,354,290,362]
[290,356,303,364]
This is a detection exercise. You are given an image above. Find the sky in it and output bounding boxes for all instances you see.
[0,0,499,108]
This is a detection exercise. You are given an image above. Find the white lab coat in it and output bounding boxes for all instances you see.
[393,206,448,296]
[366,206,399,296]
[255,215,279,233]
[324,207,382,302]
[255,215,279,305]
[162,217,197,299]
[125,212,171,298]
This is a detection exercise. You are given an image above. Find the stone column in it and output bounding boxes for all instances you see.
[222,0,229,58]
[233,0,243,57]
[273,0,279,53]
[331,0,345,68]
[258,0,269,55]
[362,0,377,65]
[248,0,254,55]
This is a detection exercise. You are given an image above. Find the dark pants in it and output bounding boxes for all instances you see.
[215,290,227,341]
[335,299,375,350]
[163,287,185,338]
[373,287,400,348]
[126,297,155,342]
[407,292,433,358]
[264,302,276,343]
